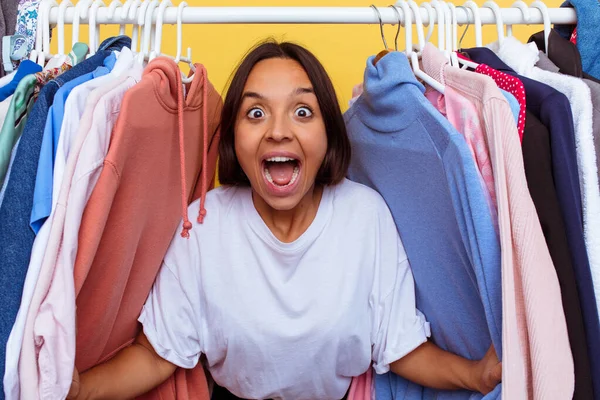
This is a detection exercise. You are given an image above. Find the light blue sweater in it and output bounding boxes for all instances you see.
[344,52,502,400]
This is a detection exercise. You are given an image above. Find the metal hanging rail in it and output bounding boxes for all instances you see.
[47,6,577,26]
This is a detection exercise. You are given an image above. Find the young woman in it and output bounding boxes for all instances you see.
[68,41,501,400]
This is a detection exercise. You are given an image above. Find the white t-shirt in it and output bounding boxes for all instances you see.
[139,179,430,400]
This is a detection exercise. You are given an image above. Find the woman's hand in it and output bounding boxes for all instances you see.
[471,345,502,395]
[67,368,80,399]
[390,341,502,394]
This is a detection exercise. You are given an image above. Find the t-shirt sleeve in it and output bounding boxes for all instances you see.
[371,204,431,375]
[138,232,204,369]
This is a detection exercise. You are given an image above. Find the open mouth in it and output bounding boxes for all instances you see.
[262,156,301,188]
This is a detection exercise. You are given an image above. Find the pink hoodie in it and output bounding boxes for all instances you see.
[72,58,222,399]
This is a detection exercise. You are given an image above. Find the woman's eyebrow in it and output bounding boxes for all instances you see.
[293,87,314,96]
[241,91,264,101]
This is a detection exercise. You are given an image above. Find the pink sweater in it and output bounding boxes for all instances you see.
[72,58,222,399]
[422,44,573,399]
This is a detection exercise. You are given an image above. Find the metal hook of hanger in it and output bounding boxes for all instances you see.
[370,5,388,50]
[456,5,470,49]
[394,2,412,55]
[463,1,482,47]
[388,5,402,51]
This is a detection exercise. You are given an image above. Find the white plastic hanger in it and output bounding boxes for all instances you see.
[43,0,71,70]
[57,0,73,57]
[127,0,144,54]
[107,0,126,36]
[140,0,160,62]
[483,1,505,46]
[430,0,445,53]
[530,1,550,55]
[440,1,455,65]
[34,0,58,66]
[463,1,482,47]
[447,2,460,67]
[88,0,106,56]
[420,2,436,45]
[395,1,445,93]
[72,0,92,49]
[149,0,172,61]
[407,0,425,54]
[506,1,530,36]
[174,1,195,84]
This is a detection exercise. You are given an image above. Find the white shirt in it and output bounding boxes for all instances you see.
[139,179,430,400]
[493,37,600,319]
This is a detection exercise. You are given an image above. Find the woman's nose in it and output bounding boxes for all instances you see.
[266,114,293,142]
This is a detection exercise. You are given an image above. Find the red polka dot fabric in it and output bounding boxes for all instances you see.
[476,63,527,143]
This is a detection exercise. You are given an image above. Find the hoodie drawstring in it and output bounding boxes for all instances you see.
[180,64,210,238]
[177,67,192,238]
[197,65,208,225]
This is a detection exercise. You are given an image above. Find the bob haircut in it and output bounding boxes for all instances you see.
[218,39,351,186]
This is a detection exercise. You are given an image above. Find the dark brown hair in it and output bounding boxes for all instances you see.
[218,39,351,186]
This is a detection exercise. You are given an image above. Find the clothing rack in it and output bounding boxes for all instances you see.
[47,5,577,26]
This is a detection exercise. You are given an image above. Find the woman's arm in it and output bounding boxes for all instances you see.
[390,342,501,395]
[68,332,177,400]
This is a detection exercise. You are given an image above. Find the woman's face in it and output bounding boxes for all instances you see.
[234,58,328,211]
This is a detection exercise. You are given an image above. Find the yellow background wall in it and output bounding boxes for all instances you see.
[52,0,562,111]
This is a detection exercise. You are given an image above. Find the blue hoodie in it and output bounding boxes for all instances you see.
[344,52,501,400]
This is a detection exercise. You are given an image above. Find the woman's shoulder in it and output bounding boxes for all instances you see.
[331,178,390,215]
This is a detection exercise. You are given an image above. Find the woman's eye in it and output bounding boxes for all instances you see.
[295,107,313,118]
[247,108,265,119]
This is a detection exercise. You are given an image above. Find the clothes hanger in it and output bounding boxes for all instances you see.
[530,1,550,55]
[392,2,410,53]
[70,0,93,65]
[36,0,59,67]
[439,1,456,66]
[141,0,160,62]
[134,0,151,61]
[174,1,196,84]
[463,1,482,47]
[57,0,73,57]
[87,0,106,57]
[386,5,402,52]
[506,1,530,37]
[447,2,460,67]
[371,5,392,65]
[127,0,144,54]
[483,1,505,46]
[149,0,172,61]
[393,1,445,93]
[430,0,445,53]
[420,2,436,45]
[407,0,425,55]
[43,0,71,69]
[107,0,126,36]
[454,6,480,69]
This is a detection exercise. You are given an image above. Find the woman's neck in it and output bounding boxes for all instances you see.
[252,185,324,243]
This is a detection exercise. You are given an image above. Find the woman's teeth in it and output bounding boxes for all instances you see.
[266,156,295,162]
[264,166,300,187]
